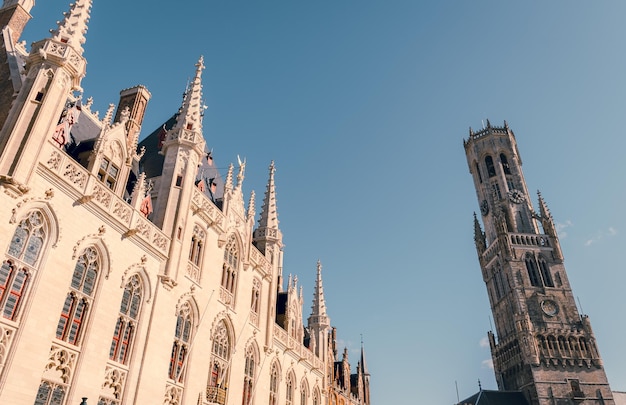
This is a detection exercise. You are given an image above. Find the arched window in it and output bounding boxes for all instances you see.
[485,156,496,177]
[207,320,231,405]
[242,344,257,405]
[1,211,48,321]
[34,380,66,405]
[286,372,294,405]
[500,154,511,175]
[9,210,45,266]
[220,235,239,306]
[109,275,143,364]
[300,379,309,405]
[56,247,100,345]
[525,256,541,287]
[189,225,205,267]
[169,301,194,382]
[538,259,554,287]
[312,389,320,405]
[269,362,279,405]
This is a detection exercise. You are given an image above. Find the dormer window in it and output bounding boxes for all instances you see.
[98,158,119,189]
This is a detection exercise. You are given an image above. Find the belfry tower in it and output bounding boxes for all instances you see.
[464,120,614,405]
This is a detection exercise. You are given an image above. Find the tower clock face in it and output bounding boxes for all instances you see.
[480,200,489,216]
[507,189,525,204]
[541,299,558,317]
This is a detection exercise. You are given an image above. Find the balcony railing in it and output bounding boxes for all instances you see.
[206,386,227,405]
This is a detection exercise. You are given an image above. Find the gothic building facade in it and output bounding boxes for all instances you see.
[464,121,614,404]
[0,1,371,405]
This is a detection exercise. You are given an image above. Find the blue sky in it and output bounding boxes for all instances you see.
[23,1,626,404]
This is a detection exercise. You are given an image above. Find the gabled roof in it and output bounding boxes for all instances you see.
[458,390,529,405]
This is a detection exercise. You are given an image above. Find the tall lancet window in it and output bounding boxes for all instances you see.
[269,361,280,405]
[525,255,541,287]
[109,275,143,364]
[300,379,309,405]
[242,344,257,405]
[485,155,496,177]
[538,258,554,288]
[207,320,231,405]
[169,301,194,382]
[286,372,295,405]
[220,235,238,306]
[2,211,47,320]
[56,247,100,345]
[500,153,512,175]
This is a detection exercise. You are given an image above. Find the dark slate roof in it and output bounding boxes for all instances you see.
[458,390,529,405]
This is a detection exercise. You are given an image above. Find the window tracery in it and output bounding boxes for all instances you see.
[109,275,143,364]
[56,247,100,345]
[169,301,194,382]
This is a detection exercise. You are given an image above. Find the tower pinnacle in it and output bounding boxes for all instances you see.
[311,260,328,319]
[253,161,283,253]
[50,0,92,56]
[172,56,205,134]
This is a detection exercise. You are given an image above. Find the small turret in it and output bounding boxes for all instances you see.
[0,0,92,192]
[253,161,283,254]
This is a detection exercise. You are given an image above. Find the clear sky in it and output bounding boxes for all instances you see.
[22,1,626,404]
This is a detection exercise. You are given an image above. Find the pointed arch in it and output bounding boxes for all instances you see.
[537,256,554,288]
[242,340,260,405]
[120,257,153,303]
[312,386,321,405]
[220,234,240,307]
[285,369,296,405]
[168,299,196,383]
[269,359,281,405]
[108,273,144,365]
[300,377,309,405]
[524,254,541,287]
[207,315,234,403]
[55,244,105,345]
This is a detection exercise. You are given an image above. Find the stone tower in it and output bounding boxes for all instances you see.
[464,120,614,405]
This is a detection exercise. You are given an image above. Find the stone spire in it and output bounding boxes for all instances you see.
[473,212,486,255]
[253,160,282,253]
[247,190,255,222]
[172,56,205,134]
[307,260,331,359]
[50,0,92,56]
[310,260,328,320]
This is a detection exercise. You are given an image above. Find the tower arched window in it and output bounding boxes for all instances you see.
[538,259,554,287]
[485,156,496,177]
[109,274,143,364]
[56,246,100,345]
[242,344,257,405]
[269,362,280,405]
[525,256,541,287]
[207,320,231,405]
[500,153,511,175]
[169,301,194,382]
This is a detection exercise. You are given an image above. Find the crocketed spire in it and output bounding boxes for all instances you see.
[172,56,205,134]
[310,260,329,320]
[50,0,92,55]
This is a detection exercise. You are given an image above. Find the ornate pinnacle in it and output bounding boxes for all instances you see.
[50,0,92,56]
[172,56,205,135]
[224,163,234,192]
[247,190,256,222]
